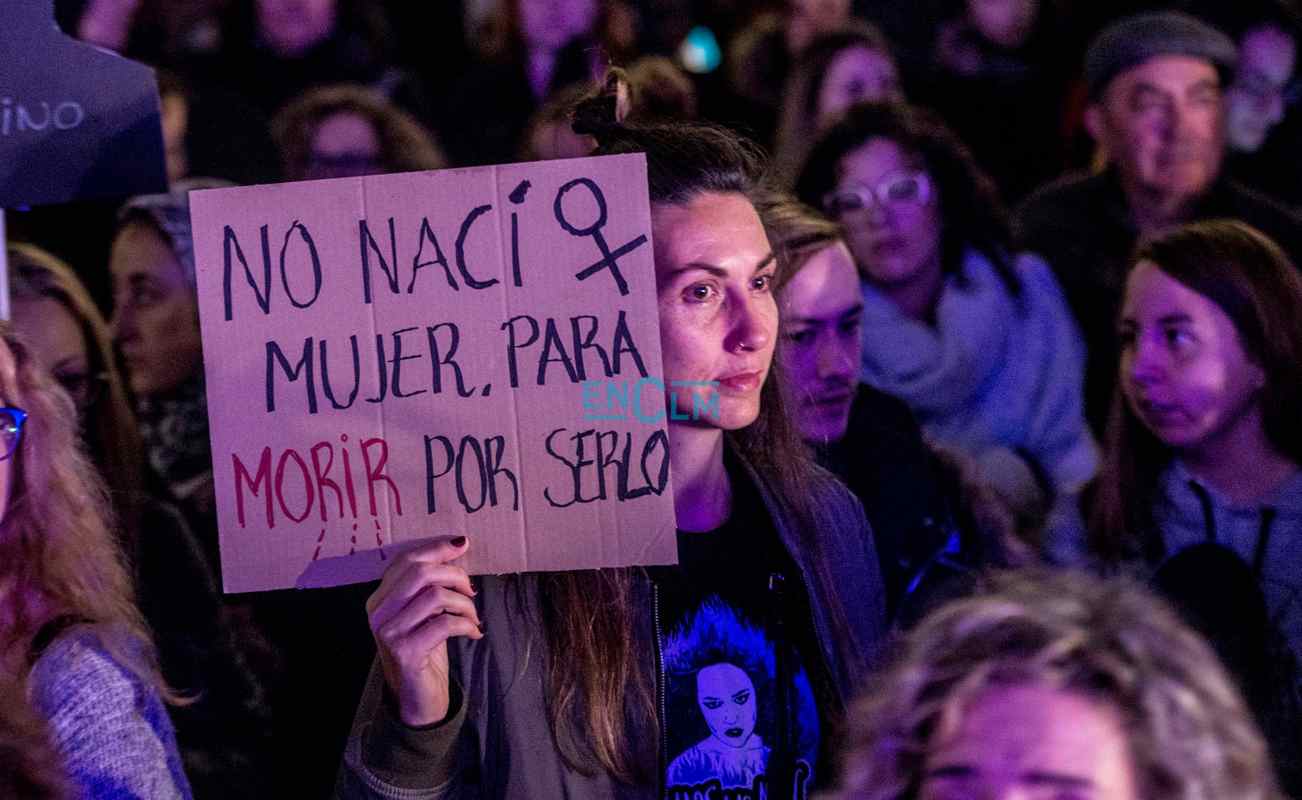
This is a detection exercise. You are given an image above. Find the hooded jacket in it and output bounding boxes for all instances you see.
[1154,461,1302,683]
[336,449,887,799]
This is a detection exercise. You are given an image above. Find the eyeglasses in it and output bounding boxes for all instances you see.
[823,171,931,217]
[0,408,28,462]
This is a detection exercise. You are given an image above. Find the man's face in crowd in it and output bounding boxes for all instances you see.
[1225,25,1297,153]
[1087,55,1225,207]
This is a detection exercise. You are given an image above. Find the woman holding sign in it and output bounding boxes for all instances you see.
[338,78,887,799]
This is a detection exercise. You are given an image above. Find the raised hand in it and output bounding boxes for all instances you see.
[366,536,483,726]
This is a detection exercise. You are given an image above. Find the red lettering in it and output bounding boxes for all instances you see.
[361,437,403,516]
[275,449,315,523]
[233,447,274,528]
[311,441,344,521]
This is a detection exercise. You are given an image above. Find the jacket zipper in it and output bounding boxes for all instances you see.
[769,571,794,795]
[653,581,667,799]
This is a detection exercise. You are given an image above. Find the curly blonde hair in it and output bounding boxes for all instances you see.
[0,322,160,692]
[833,569,1282,800]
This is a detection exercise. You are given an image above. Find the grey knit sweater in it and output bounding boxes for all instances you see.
[29,627,193,799]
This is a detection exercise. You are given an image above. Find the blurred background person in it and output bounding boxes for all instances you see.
[1014,11,1302,435]
[763,195,1028,624]
[772,23,903,186]
[797,101,1097,537]
[920,0,1075,203]
[723,0,853,144]
[107,182,376,797]
[1210,0,1302,207]
[272,83,446,181]
[830,569,1285,800]
[445,0,635,165]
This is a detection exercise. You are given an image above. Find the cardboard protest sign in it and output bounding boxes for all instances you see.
[0,0,167,208]
[191,155,681,593]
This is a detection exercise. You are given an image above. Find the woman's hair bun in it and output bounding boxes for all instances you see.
[571,68,632,142]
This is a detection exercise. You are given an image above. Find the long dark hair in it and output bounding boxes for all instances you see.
[795,101,1021,296]
[522,72,861,785]
[1092,220,1302,561]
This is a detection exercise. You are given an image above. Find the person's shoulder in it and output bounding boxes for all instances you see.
[29,627,147,721]
[1017,170,1105,216]
[1220,179,1302,237]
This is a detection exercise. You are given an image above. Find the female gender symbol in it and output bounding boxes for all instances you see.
[553,177,647,296]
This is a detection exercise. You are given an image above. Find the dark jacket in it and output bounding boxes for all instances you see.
[1013,168,1302,432]
[335,449,887,799]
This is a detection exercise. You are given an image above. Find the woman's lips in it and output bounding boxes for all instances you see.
[725,727,744,738]
[717,371,762,393]
[1136,398,1186,429]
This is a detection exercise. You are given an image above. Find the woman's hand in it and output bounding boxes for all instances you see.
[366,536,482,727]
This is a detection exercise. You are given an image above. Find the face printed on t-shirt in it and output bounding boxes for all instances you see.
[697,662,758,748]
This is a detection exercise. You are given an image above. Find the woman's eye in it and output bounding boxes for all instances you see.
[1164,327,1194,349]
[751,273,774,292]
[702,698,723,710]
[131,285,164,307]
[685,283,716,303]
[838,318,861,337]
[786,329,813,345]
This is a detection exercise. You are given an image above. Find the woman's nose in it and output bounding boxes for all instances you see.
[727,295,774,354]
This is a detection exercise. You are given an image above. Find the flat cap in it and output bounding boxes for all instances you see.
[1085,11,1237,98]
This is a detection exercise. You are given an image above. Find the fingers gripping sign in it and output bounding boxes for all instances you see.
[555,177,648,297]
[367,535,483,726]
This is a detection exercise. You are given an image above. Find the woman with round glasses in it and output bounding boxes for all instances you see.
[796,101,1096,534]
[0,322,191,797]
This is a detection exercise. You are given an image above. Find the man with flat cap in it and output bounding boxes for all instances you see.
[1015,11,1302,434]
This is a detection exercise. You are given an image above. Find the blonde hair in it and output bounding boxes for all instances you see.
[6,244,147,526]
[834,570,1282,800]
[0,323,161,693]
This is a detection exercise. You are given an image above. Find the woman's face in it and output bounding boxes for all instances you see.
[305,111,383,179]
[920,682,1138,800]
[652,192,778,431]
[833,137,943,291]
[816,47,900,127]
[697,662,758,748]
[9,298,94,414]
[1120,261,1265,455]
[778,241,862,444]
[968,0,1037,50]
[256,0,336,58]
[109,221,205,398]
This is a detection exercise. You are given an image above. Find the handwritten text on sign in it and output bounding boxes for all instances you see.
[190,155,678,593]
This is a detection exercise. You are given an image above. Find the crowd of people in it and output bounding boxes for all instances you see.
[5,0,1302,797]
